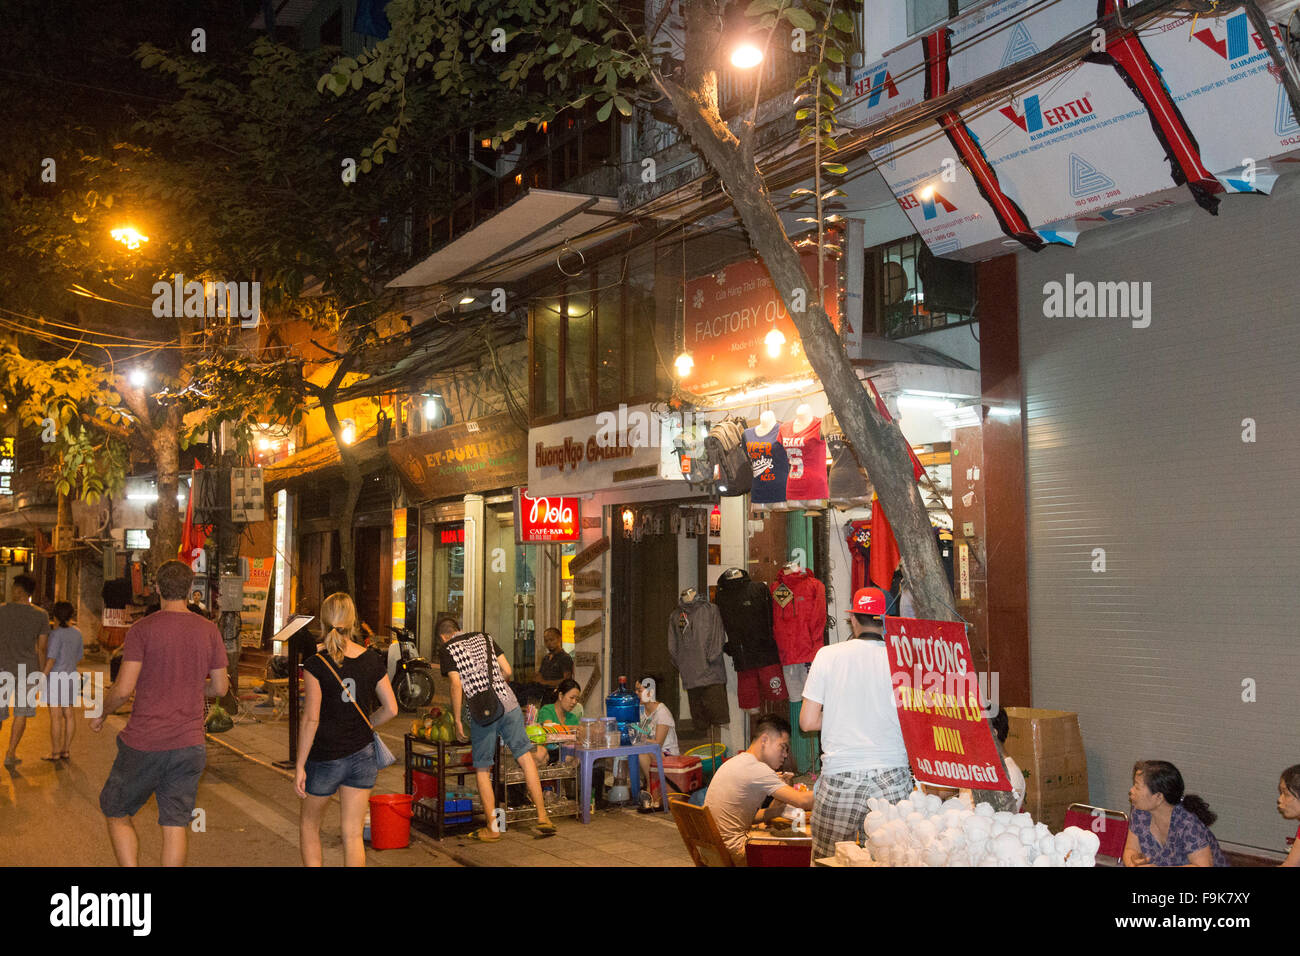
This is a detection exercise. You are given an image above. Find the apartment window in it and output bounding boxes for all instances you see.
[564,287,593,417]
[908,0,980,35]
[532,299,562,418]
[866,236,976,339]
[595,258,622,408]
[529,251,670,423]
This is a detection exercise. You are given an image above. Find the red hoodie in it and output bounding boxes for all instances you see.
[770,568,827,665]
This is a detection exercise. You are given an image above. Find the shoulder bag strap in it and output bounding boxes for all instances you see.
[314,652,376,733]
[482,633,499,683]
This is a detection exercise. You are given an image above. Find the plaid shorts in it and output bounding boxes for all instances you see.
[812,766,914,860]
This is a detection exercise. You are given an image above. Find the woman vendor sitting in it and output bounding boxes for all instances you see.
[1124,760,1227,867]
[534,678,583,766]
[635,675,679,810]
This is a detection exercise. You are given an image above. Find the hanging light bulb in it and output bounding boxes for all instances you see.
[674,352,694,378]
[341,419,356,445]
[730,42,763,69]
[764,328,786,357]
[621,507,636,535]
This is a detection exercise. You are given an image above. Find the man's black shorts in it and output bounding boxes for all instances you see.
[99,737,206,827]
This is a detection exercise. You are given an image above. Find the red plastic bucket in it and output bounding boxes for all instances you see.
[368,794,414,849]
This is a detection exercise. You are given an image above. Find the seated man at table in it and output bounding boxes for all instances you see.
[704,714,815,865]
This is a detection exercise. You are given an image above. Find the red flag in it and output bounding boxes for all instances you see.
[868,496,901,591]
[179,459,210,568]
[866,379,926,481]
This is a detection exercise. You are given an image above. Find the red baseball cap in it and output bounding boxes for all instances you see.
[845,587,889,616]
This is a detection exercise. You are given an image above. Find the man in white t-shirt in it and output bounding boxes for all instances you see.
[800,586,914,860]
[704,713,815,865]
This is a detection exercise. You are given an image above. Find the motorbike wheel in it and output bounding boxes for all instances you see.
[397,669,434,711]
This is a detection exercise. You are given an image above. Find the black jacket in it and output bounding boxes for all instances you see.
[714,569,781,672]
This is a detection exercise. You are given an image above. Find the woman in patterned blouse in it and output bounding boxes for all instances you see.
[1123,760,1227,867]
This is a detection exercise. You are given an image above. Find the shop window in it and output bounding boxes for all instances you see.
[532,299,562,419]
[907,0,979,35]
[866,235,976,340]
[529,248,670,423]
[485,505,539,675]
[596,258,623,408]
[627,245,662,401]
[565,288,594,417]
[430,522,465,626]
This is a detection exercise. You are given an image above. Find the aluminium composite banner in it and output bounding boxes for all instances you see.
[1137,10,1300,189]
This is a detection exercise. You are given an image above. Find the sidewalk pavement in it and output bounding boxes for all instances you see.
[215,686,694,867]
[0,662,458,867]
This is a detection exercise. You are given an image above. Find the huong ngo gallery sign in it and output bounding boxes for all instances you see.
[528,403,668,495]
[387,413,527,500]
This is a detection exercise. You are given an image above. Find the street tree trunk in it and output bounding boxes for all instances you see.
[149,411,181,569]
[53,490,75,602]
[658,5,1016,810]
[311,353,361,596]
[122,386,183,571]
[659,3,954,624]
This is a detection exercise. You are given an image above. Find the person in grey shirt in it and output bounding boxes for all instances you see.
[42,601,84,761]
[704,714,814,865]
[0,574,50,769]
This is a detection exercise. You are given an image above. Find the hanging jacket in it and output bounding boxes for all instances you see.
[667,594,727,689]
[714,569,781,672]
[770,568,828,665]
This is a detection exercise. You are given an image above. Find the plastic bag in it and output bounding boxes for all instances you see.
[205,702,234,734]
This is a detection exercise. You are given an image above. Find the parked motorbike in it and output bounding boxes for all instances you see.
[387,625,436,710]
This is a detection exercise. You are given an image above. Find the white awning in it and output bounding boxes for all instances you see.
[387,189,624,290]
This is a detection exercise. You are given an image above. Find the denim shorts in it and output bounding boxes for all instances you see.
[470,706,534,769]
[304,744,378,796]
[99,737,207,827]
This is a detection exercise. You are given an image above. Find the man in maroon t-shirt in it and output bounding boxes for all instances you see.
[92,560,228,866]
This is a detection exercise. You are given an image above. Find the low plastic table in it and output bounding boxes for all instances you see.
[560,742,670,824]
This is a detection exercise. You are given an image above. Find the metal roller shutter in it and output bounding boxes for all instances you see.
[1018,179,1300,851]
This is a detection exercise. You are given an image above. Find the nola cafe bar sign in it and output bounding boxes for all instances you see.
[514,489,581,543]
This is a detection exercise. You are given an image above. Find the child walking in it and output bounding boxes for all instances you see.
[43,601,84,761]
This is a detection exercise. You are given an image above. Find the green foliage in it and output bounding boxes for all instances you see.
[0,345,131,502]
[328,0,660,161]
[769,1,861,280]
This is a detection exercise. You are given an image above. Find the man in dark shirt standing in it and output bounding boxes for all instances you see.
[0,575,50,769]
[536,627,574,688]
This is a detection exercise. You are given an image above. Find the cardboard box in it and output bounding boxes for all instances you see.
[1005,707,1089,832]
[1004,707,1085,766]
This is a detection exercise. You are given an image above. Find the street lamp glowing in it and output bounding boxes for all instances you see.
[128,369,147,387]
[764,328,786,357]
[730,42,764,69]
[674,351,694,378]
[111,226,149,249]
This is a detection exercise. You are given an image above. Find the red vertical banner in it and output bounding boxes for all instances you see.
[884,616,1010,791]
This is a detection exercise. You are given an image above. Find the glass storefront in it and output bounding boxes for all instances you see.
[485,504,540,677]
[427,520,465,641]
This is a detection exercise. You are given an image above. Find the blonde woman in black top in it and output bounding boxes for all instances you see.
[295,593,397,866]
